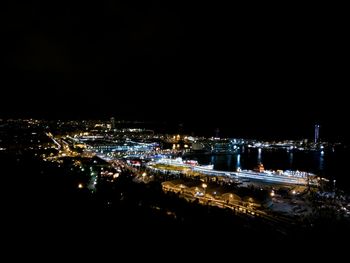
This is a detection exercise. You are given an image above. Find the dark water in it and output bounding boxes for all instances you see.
[186,147,350,191]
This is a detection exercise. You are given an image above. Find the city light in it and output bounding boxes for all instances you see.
[4,118,346,241]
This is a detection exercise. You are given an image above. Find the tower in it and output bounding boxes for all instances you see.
[110,117,115,130]
[314,124,320,143]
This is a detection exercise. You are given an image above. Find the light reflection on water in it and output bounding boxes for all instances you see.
[236,154,241,170]
[288,152,293,169]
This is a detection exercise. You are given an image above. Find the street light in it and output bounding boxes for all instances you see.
[202,183,207,196]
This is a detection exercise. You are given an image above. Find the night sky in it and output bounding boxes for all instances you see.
[2,2,348,141]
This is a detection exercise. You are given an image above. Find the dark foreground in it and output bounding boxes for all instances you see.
[2,150,350,249]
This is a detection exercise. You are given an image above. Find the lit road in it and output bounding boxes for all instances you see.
[192,166,314,186]
[46,132,61,150]
[150,162,316,186]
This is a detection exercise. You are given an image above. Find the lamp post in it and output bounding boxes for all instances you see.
[202,183,207,196]
[229,194,233,204]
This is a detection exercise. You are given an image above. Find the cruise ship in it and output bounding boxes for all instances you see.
[151,158,319,186]
[155,157,214,170]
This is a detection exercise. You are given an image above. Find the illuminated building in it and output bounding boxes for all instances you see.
[314,124,320,143]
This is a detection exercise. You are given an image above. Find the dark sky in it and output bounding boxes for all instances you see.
[1,1,348,141]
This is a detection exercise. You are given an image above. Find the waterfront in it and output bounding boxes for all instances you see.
[1,118,350,244]
[185,147,350,192]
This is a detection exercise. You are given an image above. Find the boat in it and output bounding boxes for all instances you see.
[155,157,214,170]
